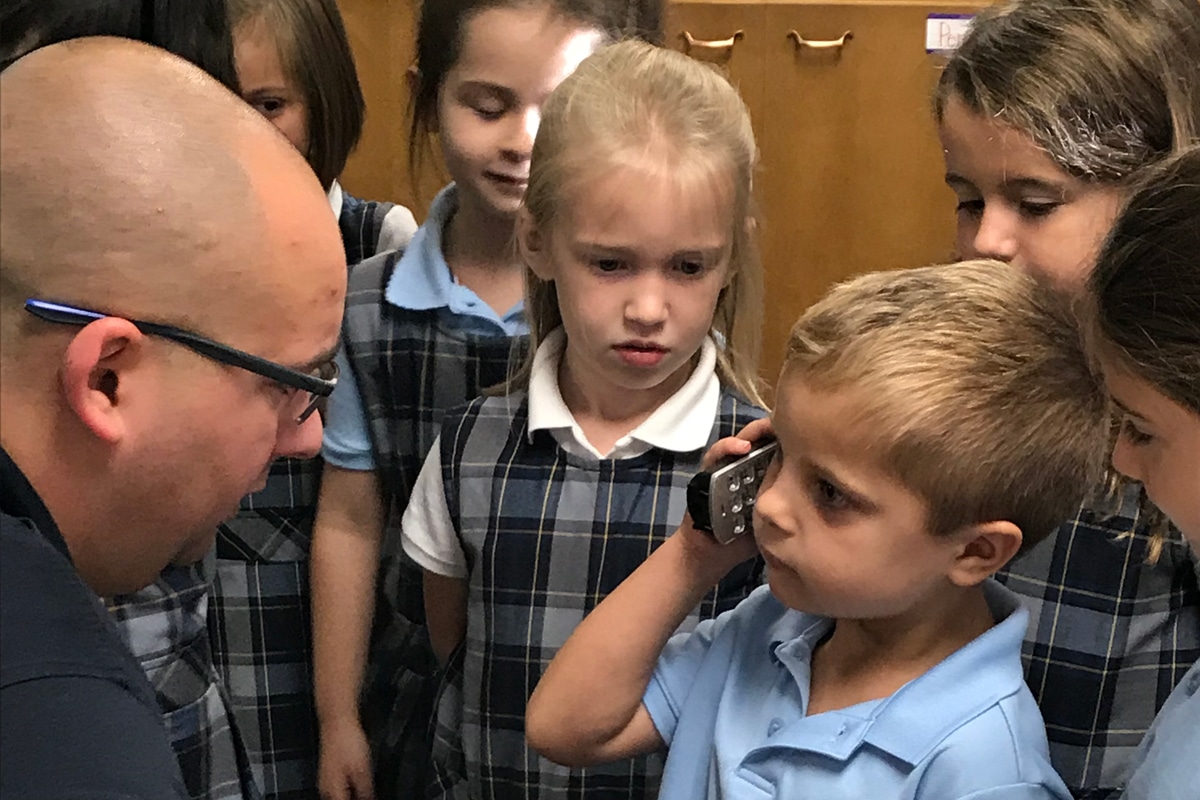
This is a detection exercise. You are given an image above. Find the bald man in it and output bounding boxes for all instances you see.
[0,38,345,799]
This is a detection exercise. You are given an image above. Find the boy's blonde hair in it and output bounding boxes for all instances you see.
[783,261,1110,550]
[513,38,765,405]
[934,0,1200,183]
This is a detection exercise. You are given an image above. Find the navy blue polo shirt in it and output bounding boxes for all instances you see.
[0,447,185,799]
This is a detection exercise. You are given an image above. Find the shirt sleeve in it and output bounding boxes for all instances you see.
[0,675,187,799]
[321,345,377,470]
[642,607,734,747]
[400,440,468,579]
[377,205,419,253]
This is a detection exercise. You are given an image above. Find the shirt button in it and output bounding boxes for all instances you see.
[767,718,783,736]
[837,723,848,737]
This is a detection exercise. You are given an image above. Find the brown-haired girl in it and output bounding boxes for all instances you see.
[1088,145,1200,800]
[934,1,1200,794]
[229,0,417,263]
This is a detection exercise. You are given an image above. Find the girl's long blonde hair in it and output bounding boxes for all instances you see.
[510,39,765,406]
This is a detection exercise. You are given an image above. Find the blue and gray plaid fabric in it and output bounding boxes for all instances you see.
[209,456,322,800]
[342,249,526,798]
[427,389,766,800]
[108,556,261,800]
[995,487,1200,800]
[339,192,401,267]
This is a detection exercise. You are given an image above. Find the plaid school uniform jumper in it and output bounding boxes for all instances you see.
[427,389,766,800]
[206,189,415,800]
[109,556,262,800]
[339,190,408,266]
[341,248,526,798]
[994,488,1200,800]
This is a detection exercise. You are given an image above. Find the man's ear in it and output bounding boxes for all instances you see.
[517,207,554,282]
[60,318,146,445]
[946,520,1023,588]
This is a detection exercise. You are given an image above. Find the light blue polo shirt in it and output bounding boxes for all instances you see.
[644,580,1072,800]
[321,184,527,470]
[1121,658,1200,800]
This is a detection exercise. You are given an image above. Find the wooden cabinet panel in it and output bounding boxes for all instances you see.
[338,0,440,219]
[669,1,983,386]
[756,2,975,380]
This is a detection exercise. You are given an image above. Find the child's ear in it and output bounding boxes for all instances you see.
[517,207,554,281]
[946,521,1022,587]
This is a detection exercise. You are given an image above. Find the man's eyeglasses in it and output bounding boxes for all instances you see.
[25,299,337,423]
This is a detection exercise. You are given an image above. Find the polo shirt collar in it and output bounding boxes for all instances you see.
[766,580,1028,765]
[0,446,70,562]
[383,183,461,311]
[525,327,721,455]
[327,179,344,218]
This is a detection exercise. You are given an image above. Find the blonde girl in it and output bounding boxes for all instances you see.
[400,39,767,798]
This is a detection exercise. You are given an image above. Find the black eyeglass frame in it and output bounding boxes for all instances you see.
[25,299,337,423]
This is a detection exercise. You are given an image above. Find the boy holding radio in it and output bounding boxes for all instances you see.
[526,260,1109,800]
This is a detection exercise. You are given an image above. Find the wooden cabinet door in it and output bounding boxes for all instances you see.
[754,1,982,384]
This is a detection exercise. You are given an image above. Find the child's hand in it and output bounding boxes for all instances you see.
[707,417,775,470]
[676,417,775,581]
[317,718,374,800]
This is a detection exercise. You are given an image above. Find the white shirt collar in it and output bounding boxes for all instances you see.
[526,327,721,458]
[327,179,343,218]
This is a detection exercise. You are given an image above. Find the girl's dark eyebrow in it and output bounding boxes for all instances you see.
[1002,176,1068,195]
[945,172,1067,196]
[944,172,976,189]
[1111,395,1149,422]
[457,80,515,101]
[574,243,727,260]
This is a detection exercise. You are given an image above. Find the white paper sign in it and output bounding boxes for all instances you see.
[926,14,974,54]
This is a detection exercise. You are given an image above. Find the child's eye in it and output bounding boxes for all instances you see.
[592,258,623,273]
[676,259,706,276]
[1019,200,1061,219]
[954,199,984,218]
[470,102,506,120]
[811,478,850,512]
[251,97,286,117]
[1121,417,1155,446]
